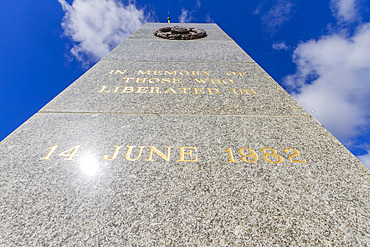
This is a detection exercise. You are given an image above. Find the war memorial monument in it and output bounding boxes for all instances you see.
[0,23,369,245]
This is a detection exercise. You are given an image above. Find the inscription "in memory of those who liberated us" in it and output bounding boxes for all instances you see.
[41,145,306,164]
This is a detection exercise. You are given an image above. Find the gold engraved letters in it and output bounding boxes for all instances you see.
[104,69,257,96]
[98,86,255,95]
[41,145,198,162]
[224,147,306,164]
[41,145,305,164]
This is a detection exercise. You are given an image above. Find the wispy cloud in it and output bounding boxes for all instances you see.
[272,41,289,50]
[255,0,294,32]
[205,14,214,23]
[178,0,201,23]
[179,8,195,23]
[196,0,201,9]
[253,3,265,15]
[285,23,370,144]
[58,0,146,66]
[331,0,360,22]
[357,150,370,169]
[358,151,370,169]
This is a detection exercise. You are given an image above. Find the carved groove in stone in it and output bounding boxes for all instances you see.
[154,26,207,40]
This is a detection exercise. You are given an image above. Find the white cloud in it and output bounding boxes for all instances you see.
[260,0,294,32]
[196,0,201,9]
[273,41,289,50]
[285,23,370,142]
[331,0,359,22]
[58,0,146,65]
[358,151,370,170]
[205,14,214,23]
[253,3,264,15]
[179,8,195,23]
[178,1,201,23]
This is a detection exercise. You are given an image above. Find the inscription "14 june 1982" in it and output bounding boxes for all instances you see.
[41,145,306,164]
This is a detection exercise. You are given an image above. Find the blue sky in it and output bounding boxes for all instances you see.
[1,0,370,168]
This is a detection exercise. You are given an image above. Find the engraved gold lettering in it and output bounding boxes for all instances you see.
[225,147,305,164]
[138,70,150,75]
[161,78,171,83]
[113,87,121,93]
[58,145,80,161]
[115,70,127,75]
[195,78,231,84]
[224,147,238,163]
[244,88,256,95]
[164,71,177,75]
[211,79,222,84]
[40,145,58,160]
[122,77,134,83]
[41,144,306,165]
[136,87,148,93]
[178,87,191,94]
[135,78,147,83]
[231,88,242,94]
[126,146,145,161]
[163,87,177,94]
[146,146,172,161]
[122,87,134,93]
[202,71,211,76]
[154,70,162,75]
[222,79,233,84]
[177,147,198,162]
[225,72,246,76]
[109,70,127,75]
[284,148,307,164]
[206,88,219,94]
[226,71,236,76]
[194,78,208,84]
[149,78,160,83]
[172,78,181,83]
[179,71,189,75]
[261,148,283,163]
[149,87,161,93]
[103,145,123,161]
[239,148,258,163]
[192,71,201,76]
[97,86,110,93]
[194,88,205,94]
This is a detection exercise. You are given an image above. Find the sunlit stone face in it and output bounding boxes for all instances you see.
[78,154,100,176]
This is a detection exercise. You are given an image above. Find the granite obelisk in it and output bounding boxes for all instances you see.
[0,23,369,245]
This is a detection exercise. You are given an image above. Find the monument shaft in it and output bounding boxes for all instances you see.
[0,23,369,245]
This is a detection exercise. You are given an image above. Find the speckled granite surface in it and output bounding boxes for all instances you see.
[40,61,309,116]
[0,23,369,246]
